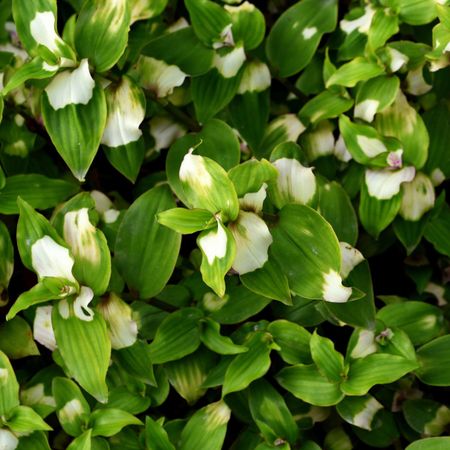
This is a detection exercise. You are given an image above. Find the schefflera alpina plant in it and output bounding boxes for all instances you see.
[159,144,364,306]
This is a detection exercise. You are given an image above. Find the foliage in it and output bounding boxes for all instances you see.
[0,0,450,449]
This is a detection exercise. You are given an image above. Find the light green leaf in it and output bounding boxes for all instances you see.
[179,400,231,450]
[276,364,344,407]
[52,377,90,437]
[6,405,52,433]
[0,316,39,359]
[90,408,142,437]
[115,184,181,298]
[41,74,107,182]
[248,379,298,445]
[0,174,79,215]
[326,57,384,88]
[310,331,346,382]
[0,350,20,415]
[15,431,51,450]
[158,208,215,234]
[271,204,351,302]
[52,307,111,403]
[406,438,450,450]
[200,318,248,355]
[148,308,203,364]
[145,416,175,450]
[266,0,338,77]
[341,353,418,396]
[222,331,273,396]
[367,9,399,50]
[416,335,450,386]
[74,0,131,72]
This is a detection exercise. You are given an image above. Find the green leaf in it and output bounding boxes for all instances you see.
[115,184,181,298]
[74,0,131,72]
[6,405,52,433]
[0,316,39,359]
[0,350,20,415]
[337,395,383,431]
[326,57,384,88]
[374,91,429,169]
[271,204,351,302]
[424,204,450,257]
[398,0,437,25]
[167,120,240,207]
[225,2,265,50]
[341,354,418,396]
[179,400,231,450]
[249,379,298,445]
[310,331,346,382]
[406,438,450,450]
[16,431,52,450]
[12,0,74,59]
[276,364,344,407]
[367,9,399,51]
[266,0,338,77]
[52,377,91,437]
[41,76,107,182]
[200,318,248,355]
[354,75,400,123]
[403,399,450,435]
[90,408,142,437]
[359,183,401,238]
[158,208,215,234]
[165,347,217,404]
[0,174,79,215]
[0,220,13,295]
[52,306,111,403]
[208,283,271,325]
[67,429,92,450]
[377,301,444,346]
[197,221,236,297]
[185,0,231,47]
[1,57,58,96]
[145,416,175,450]
[318,181,358,246]
[148,308,203,364]
[268,320,311,365]
[416,335,450,386]
[222,331,273,396]
[240,258,292,305]
[114,341,156,385]
[299,90,354,126]
[191,69,242,123]
[143,27,214,76]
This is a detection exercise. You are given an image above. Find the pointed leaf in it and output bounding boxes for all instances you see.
[115,184,181,298]
[0,350,19,415]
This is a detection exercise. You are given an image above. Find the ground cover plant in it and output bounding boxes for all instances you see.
[0,0,450,448]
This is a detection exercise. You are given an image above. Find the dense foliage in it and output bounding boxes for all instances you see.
[0,0,450,449]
